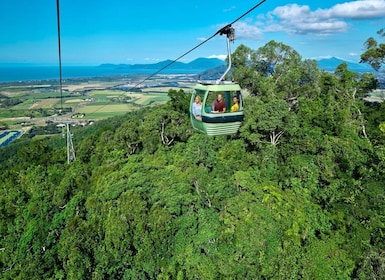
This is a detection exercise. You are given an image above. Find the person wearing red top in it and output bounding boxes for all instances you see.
[212,93,226,113]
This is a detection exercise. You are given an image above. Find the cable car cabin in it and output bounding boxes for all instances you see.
[190,81,244,136]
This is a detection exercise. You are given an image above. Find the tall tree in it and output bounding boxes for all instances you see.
[231,44,260,93]
[167,88,190,114]
[360,28,385,71]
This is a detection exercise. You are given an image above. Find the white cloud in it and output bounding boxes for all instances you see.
[208,54,227,60]
[260,0,385,36]
[311,55,347,60]
[313,55,334,59]
[329,0,385,19]
[144,57,162,62]
[269,4,348,35]
[233,21,264,40]
[349,52,359,57]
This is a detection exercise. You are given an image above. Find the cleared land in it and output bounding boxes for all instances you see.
[0,75,195,126]
[0,75,196,146]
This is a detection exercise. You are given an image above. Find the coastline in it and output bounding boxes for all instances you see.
[0,65,204,83]
[0,73,198,147]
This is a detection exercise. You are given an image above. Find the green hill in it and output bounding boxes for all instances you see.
[1,42,385,279]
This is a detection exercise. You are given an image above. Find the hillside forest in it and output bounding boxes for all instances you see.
[1,35,385,279]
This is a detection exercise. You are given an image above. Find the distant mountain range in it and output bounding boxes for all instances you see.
[316,57,374,73]
[99,57,375,73]
[99,58,225,70]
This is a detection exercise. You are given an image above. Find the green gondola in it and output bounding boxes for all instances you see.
[190,82,244,136]
[189,25,244,136]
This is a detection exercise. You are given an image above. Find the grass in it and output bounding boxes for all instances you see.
[81,104,133,113]
[82,111,130,119]
[65,98,85,103]
[0,110,16,118]
[29,98,60,109]
[139,96,169,105]
[78,104,136,119]
[11,99,35,110]
[0,119,26,126]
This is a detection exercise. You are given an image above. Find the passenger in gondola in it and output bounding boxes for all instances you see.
[231,96,239,112]
[212,93,226,113]
[192,95,202,121]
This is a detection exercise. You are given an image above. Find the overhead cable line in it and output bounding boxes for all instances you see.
[71,0,267,115]
[127,0,267,91]
[56,0,63,111]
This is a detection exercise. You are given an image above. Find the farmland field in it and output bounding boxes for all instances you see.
[0,75,195,136]
[79,104,137,119]
[29,98,60,109]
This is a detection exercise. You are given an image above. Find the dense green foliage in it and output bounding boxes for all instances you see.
[1,41,385,279]
[360,28,385,71]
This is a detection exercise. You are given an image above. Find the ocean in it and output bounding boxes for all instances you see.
[0,65,201,82]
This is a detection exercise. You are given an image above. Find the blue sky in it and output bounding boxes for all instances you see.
[0,0,384,65]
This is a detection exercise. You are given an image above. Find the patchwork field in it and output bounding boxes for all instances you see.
[29,98,60,109]
[0,76,195,126]
[79,104,137,119]
[0,75,196,147]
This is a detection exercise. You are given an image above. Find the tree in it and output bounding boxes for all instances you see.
[240,97,298,148]
[3,40,385,280]
[167,88,190,114]
[18,139,53,167]
[114,117,142,155]
[357,72,379,96]
[360,28,385,71]
[139,106,192,152]
[231,44,260,92]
